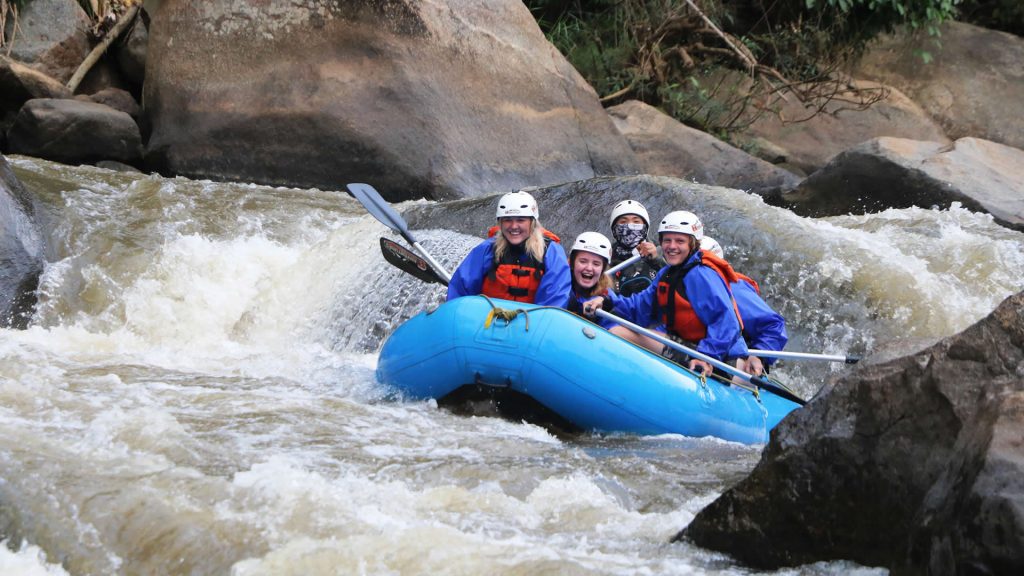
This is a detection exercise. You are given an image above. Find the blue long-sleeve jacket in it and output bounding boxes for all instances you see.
[446,237,571,307]
[608,252,747,361]
[566,287,621,330]
[732,279,787,364]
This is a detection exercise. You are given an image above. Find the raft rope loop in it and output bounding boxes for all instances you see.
[481,295,530,331]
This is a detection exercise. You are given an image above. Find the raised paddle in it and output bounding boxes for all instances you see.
[589,308,807,406]
[347,183,453,283]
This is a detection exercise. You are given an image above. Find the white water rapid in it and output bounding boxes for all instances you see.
[2,157,1022,575]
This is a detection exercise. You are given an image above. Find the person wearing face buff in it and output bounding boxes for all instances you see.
[447,190,571,306]
[581,211,747,377]
[564,232,621,330]
[608,200,665,297]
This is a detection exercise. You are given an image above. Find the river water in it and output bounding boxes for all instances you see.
[2,157,1022,575]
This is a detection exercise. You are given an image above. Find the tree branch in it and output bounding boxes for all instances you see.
[66,4,140,93]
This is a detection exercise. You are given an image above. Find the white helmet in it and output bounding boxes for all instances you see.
[609,199,650,228]
[657,210,704,241]
[495,191,539,220]
[570,231,612,262]
[700,236,724,258]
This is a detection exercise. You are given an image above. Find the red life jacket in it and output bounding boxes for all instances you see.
[480,228,561,303]
[656,252,744,342]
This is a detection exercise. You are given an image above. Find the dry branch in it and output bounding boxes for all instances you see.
[66,3,139,93]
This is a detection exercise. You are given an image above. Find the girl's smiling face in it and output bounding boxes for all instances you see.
[573,252,606,291]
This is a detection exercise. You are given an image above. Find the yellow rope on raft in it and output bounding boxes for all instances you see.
[481,296,530,331]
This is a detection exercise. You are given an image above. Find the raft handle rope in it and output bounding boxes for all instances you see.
[481,295,531,331]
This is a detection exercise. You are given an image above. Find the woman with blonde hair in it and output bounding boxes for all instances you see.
[447,190,570,306]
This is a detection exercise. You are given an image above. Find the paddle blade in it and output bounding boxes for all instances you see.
[380,238,445,285]
[347,183,413,239]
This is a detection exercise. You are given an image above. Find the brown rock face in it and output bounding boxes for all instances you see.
[142,0,638,200]
[680,291,1024,574]
[856,22,1024,151]
[607,100,801,195]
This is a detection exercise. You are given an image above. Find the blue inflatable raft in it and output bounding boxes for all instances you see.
[376,296,801,444]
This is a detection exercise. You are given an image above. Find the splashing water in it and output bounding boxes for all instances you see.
[4,158,1021,574]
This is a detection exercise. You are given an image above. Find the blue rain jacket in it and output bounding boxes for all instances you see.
[447,237,571,307]
[732,279,788,365]
[609,251,747,361]
[566,287,621,330]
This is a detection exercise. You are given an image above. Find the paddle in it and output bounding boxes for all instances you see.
[380,238,447,285]
[748,349,861,364]
[347,183,453,283]
[590,308,807,406]
[606,253,642,276]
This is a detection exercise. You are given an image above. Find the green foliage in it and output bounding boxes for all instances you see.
[526,0,962,136]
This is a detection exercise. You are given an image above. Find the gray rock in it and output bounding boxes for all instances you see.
[95,160,143,173]
[78,87,140,118]
[0,55,73,114]
[1,0,91,83]
[607,100,801,195]
[7,98,142,164]
[142,0,639,200]
[680,290,1024,574]
[856,21,1024,152]
[785,137,1024,232]
[0,153,43,328]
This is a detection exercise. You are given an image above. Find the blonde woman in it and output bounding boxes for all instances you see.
[447,190,570,306]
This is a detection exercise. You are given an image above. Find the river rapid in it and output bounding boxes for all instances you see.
[2,157,1022,575]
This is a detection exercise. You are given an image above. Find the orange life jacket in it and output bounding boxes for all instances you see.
[480,228,561,303]
[657,252,744,342]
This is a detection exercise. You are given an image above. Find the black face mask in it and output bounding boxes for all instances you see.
[612,223,648,250]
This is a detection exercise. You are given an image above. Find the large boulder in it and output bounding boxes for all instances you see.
[680,290,1024,574]
[856,22,1024,151]
[711,70,949,173]
[783,136,1024,232]
[6,98,143,165]
[1,0,92,84]
[142,0,639,201]
[0,56,73,114]
[0,153,44,328]
[607,100,801,195]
